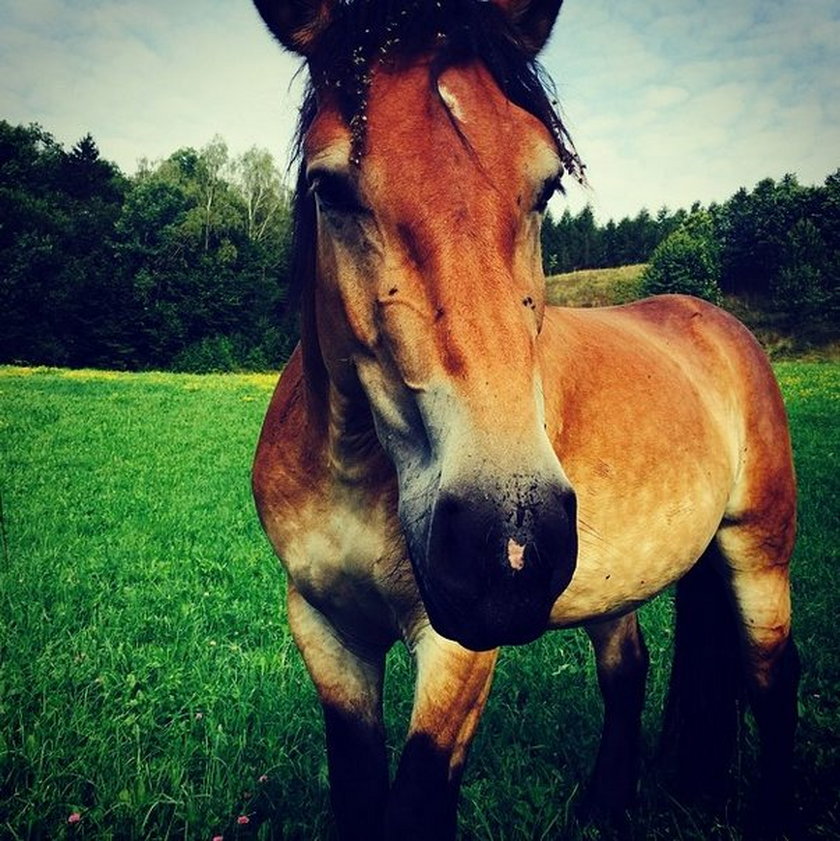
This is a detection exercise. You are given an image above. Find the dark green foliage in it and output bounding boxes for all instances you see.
[715,173,840,341]
[542,172,839,346]
[772,218,833,326]
[541,203,673,273]
[640,211,723,304]
[0,123,128,367]
[0,121,294,372]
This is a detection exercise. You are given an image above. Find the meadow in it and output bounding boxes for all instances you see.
[0,363,837,840]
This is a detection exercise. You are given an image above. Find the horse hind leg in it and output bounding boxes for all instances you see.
[662,521,800,824]
[716,518,801,827]
[580,612,650,821]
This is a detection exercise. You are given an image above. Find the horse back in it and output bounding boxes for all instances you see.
[540,295,795,625]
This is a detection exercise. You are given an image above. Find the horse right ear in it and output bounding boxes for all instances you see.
[252,0,336,56]
[495,0,564,57]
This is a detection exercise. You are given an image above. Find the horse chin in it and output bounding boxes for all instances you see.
[425,601,551,652]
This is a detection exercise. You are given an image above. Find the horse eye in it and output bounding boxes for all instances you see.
[308,170,364,213]
[534,175,562,214]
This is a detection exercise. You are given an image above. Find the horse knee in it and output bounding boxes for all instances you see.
[601,635,649,695]
[743,620,796,694]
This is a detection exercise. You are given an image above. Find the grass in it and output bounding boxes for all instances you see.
[0,363,838,840]
[546,264,647,308]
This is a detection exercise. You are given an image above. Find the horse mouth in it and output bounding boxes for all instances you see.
[396,473,577,650]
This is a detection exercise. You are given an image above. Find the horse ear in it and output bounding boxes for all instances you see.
[252,0,336,56]
[495,0,564,57]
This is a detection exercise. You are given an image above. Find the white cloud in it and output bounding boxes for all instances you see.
[641,85,689,111]
[544,0,840,219]
[0,0,303,173]
[0,0,837,222]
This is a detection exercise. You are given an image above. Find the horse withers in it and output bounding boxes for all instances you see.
[250,0,800,837]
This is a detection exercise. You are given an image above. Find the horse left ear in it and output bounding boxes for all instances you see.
[495,0,564,57]
[252,0,336,56]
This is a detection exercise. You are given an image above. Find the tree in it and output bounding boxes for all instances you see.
[640,211,722,304]
[2,116,837,370]
[234,146,288,244]
[771,217,831,325]
[0,122,128,366]
[112,142,294,371]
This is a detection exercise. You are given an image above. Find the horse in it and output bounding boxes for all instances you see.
[250,0,800,837]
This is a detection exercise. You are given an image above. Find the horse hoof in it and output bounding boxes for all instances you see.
[575,787,635,837]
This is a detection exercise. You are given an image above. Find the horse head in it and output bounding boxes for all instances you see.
[256,0,581,650]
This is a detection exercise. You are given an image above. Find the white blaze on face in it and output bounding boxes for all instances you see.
[507,538,526,571]
[438,81,467,123]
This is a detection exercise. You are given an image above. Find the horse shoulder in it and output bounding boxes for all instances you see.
[252,347,413,639]
[252,346,324,535]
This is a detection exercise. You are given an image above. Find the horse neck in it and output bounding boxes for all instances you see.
[299,274,387,485]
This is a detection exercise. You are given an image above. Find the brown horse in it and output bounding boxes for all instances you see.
[251,0,800,837]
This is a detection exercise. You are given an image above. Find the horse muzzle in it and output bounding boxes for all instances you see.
[413,481,578,651]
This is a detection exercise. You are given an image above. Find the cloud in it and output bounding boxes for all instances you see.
[641,86,689,111]
[0,0,304,171]
[1,0,837,223]
[546,0,840,220]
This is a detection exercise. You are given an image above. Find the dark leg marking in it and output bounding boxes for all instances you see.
[386,733,461,841]
[582,615,650,822]
[747,635,801,835]
[323,704,390,841]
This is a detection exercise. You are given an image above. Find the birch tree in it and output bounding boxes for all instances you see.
[233,146,288,244]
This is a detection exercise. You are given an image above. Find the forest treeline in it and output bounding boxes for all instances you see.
[1,119,838,371]
[1,122,292,372]
[543,174,840,320]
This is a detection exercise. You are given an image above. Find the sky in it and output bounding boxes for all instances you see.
[1,0,839,222]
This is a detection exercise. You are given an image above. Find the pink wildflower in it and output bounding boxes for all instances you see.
[68,812,82,824]
[212,836,224,841]
[236,815,250,826]
[258,774,269,783]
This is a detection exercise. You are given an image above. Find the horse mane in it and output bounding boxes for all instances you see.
[285,0,583,381]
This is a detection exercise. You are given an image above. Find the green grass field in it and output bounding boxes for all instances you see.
[1,363,838,840]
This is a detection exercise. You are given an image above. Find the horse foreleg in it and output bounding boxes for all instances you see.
[386,628,498,841]
[581,612,649,821]
[287,584,390,841]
